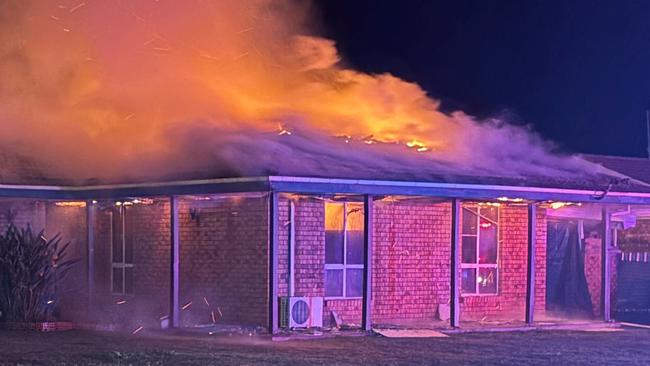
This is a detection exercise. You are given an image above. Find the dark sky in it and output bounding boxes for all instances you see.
[315,0,650,157]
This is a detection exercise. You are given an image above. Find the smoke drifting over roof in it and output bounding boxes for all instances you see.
[0,1,619,185]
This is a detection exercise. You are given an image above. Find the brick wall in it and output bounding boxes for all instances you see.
[372,199,451,324]
[584,237,617,318]
[45,204,88,322]
[87,195,270,329]
[460,205,547,321]
[278,197,548,327]
[92,200,171,327]
[618,219,650,252]
[0,199,46,233]
[178,195,269,327]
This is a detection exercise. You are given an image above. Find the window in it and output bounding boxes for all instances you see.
[461,204,499,295]
[111,205,134,295]
[324,202,364,298]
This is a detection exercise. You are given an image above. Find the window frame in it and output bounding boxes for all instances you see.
[460,204,500,297]
[110,205,135,296]
[324,202,364,300]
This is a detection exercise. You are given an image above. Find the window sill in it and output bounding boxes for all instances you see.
[324,297,363,301]
[461,293,498,298]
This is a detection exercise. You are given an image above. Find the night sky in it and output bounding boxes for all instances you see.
[315,0,650,158]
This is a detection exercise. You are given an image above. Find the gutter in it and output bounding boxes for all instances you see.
[2,175,650,204]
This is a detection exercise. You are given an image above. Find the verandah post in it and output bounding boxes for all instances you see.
[601,206,612,322]
[362,194,374,331]
[170,196,180,328]
[450,199,461,328]
[269,191,280,334]
[86,200,95,317]
[525,203,537,324]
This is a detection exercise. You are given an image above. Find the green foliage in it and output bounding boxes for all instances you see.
[0,222,77,322]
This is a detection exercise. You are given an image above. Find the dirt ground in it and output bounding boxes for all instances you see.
[1,327,649,366]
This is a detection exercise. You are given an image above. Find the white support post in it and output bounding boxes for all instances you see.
[362,195,374,331]
[269,192,280,334]
[170,196,180,328]
[450,199,461,328]
[601,207,612,322]
[525,203,537,324]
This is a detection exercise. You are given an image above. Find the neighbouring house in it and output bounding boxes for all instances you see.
[1,153,650,332]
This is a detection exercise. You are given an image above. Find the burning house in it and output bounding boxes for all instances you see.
[2,153,650,333]
[1,1,650,334]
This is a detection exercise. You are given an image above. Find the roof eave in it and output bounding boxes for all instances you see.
[2,175,650,205]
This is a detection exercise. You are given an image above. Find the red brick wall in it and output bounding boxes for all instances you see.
[178,195,269,327]
[372,199,451,324]
[278,198,548,327]
[618,219,650,252]
[459,205,547,322]
[584,237,617,318]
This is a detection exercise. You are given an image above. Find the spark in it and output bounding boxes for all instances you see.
[217,307,223,317]
[152,47,173,53]
[50,15,60,21]
[46,300,54,305]
[277,124,292,136]
[124,113,135,121]
[116,300,127,305]
[131,326,144,335]
[203,297,210,306]
[182,301,192,310]
[69,2,86,13]
[233,52,249,61]
[237,27,254,34]
[199,53,219,61]
[211,311,216,323]
[62,28,71,33]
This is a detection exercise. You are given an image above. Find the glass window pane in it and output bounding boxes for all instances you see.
[478,267,498,294]
[325,269,343,297]
[346,230,364,264]
[111,209,123,263]
[462,236,477,263]
[325,202,344,231]
[481,206,499,222]
[479,218,498,264]
[462,208,477,235]
[124,207,134,264]
[345,269,363,298]
[346,203,364,231]
[124,267,134,294]
[112,267,123,294]
[325,202,344,264]
[325,230,344,264]
[461,268,476,294]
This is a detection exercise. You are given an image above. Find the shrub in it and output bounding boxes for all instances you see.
[0,223,77,322]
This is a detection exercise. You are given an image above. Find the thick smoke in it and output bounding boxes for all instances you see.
[0,0,604,183]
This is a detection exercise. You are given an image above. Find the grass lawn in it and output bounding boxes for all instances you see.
[0,327,649,365]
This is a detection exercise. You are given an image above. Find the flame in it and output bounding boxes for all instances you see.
[0,0,593,182]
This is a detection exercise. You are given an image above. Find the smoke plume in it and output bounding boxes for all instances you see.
[0,0,603,183]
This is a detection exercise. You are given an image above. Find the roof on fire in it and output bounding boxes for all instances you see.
[2,150,650,204]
